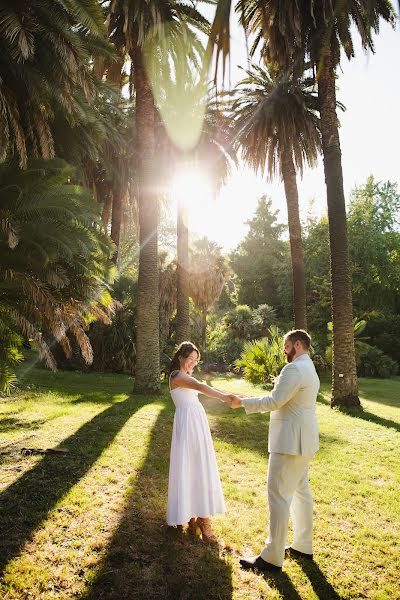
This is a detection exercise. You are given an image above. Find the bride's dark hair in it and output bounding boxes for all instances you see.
[169,341,200,376]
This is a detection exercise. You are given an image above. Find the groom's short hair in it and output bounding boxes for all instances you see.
[284,329,311,349]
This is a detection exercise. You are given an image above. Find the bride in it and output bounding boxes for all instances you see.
[167,341,235,541]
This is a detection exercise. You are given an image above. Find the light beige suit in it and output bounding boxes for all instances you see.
[242,353,320,567]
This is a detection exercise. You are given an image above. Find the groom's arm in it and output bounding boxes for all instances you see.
[241,363,301,413]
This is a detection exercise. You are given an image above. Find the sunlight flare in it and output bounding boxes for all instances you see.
[171,167,216,238]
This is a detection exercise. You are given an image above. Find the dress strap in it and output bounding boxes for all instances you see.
[169,370,180,391]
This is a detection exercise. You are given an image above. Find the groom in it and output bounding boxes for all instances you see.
[230,329,320,572]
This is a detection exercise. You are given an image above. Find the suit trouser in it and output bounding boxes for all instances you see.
[260,452,313,567]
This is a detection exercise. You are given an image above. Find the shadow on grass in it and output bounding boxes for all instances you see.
[0,396,144,576]
[317,392,400,432]
[260,570,303,600]
[212,411,344,458]
[349,409,400,432]
[15,356,133,405]
[357,377,400,409]
[259,558,344,600]
[80,406,233,600]
[213,412,270,457]
[0,417,46,433]
[294,558,344,600]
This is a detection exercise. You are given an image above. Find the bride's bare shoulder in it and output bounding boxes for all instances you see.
[170,371,198,390]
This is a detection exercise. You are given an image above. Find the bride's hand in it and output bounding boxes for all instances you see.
[227,394,243,408]
[224,394,242,408]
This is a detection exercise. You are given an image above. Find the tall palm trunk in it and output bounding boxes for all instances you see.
[281,147,307,329]
[318,47,360,409]
[131,48,160,393]
[101,182,113,227]
[201,308,207,356]
[176,199,190,343]
[110,183,123,262]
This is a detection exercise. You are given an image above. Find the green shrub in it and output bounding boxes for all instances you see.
[223,305,259,339]
[89,276,136,373]
[206,327,244,368]
[233,326,285,386]
[204,304,278,370]
[223,304,277,340]
[325,318,371,368]
[358,346,398,378]
[252,304,277,336]
[312,354,328,375]
[363,312,400,364]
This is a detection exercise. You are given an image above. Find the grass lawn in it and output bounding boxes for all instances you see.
[0,357,399,599]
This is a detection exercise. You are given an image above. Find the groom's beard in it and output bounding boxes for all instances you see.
[285,347,296,363]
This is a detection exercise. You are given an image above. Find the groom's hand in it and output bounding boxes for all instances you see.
[230,395,243,409]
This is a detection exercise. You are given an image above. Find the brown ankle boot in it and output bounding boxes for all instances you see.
[197,517,217,543]
[188,517,199,535]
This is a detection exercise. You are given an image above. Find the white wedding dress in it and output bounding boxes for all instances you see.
[167,378,226,526]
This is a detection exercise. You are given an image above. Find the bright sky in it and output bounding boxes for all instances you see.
[175,14,400,252]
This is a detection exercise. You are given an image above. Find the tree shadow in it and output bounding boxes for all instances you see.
[317,392,400,432]
[15,357,133,405]
[212,412,270,457]
[210,410,344,458]
[0,395,144,576]
[348,409,400,432]
[0,417,47,434]
[357,378,400,409]
[80,406,233,600]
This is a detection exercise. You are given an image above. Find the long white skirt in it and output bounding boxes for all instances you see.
[167,401,226,526]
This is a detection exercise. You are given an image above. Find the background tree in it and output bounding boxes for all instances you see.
[347,177,400,314]
[230,195,291,316]
[189,237,230,354]
[175,107,236,343]
[232,62,321,328]
[304,177,400,366]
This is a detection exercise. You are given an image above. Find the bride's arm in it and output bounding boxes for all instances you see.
[171,372,233,403]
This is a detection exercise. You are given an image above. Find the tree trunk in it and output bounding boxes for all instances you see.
[318,48,360,409]
[176,199,190,343]
[281,148,307,329]
[201,309,207,357]
[110,183,123,263]
[101,183,112,229]
[131,47,160,394]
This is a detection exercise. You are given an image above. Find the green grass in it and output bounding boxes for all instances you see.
[0,359,399,599]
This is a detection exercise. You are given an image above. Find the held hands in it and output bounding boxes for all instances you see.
[225,394,243,409]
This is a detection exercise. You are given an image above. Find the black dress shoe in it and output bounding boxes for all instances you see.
[239,555,281,572]
[285,546,313,560]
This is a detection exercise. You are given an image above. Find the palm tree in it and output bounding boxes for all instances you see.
[225,0,395,408]
[232,63,321,329]
[159,254,177,353]
[107,0,209,393]
[0,158,115,394]
[51,82,132,261]
[174,101,236,344]
[189,238,230,354]
[176,195,191,343]
[0,0,108,167]
[308,2,395,408]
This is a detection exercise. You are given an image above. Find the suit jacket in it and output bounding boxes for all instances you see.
[242,354,320,456]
